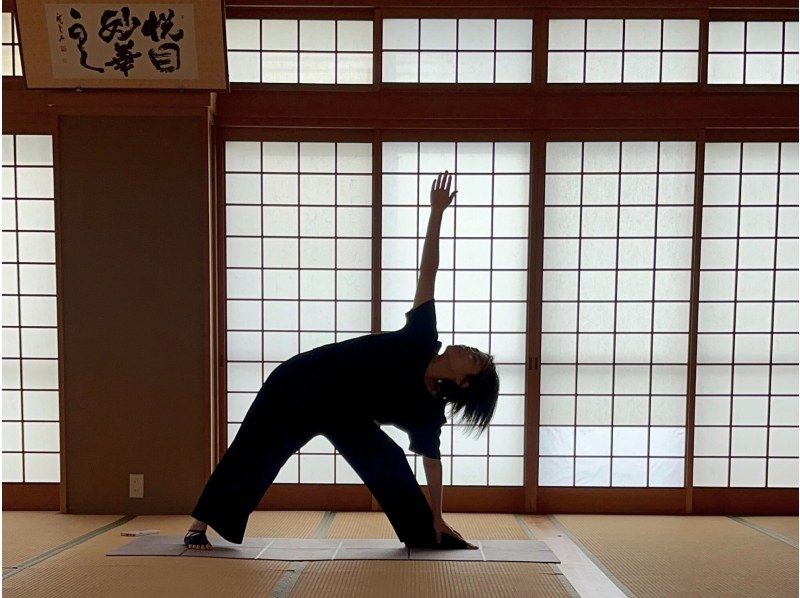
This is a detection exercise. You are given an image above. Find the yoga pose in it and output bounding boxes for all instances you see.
[185,170,500,551]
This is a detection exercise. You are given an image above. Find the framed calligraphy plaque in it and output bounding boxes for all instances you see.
[14,1,228,90]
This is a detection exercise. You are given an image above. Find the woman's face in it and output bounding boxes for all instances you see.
[446,345,490,387]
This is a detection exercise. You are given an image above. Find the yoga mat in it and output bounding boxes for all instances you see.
[106,536,560,563]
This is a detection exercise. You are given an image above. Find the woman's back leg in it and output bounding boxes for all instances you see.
[190,381,318,544]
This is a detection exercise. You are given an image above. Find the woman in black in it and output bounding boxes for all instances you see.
[185,171,501,551]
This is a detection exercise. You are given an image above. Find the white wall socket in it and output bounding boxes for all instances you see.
[129,474,144,498]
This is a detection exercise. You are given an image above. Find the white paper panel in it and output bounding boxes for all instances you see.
[540,140,693,488]
[225,142,373,484]
[695,143,799,488]
[708,21,797,85]
[228,19,373,84]
[379,141,528,486]
[548,19,699,83]
[383,18,533,83]
[1,134,60,484]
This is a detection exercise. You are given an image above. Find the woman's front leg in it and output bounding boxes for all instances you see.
[324,418,438,546]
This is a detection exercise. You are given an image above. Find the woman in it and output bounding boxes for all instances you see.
[185,170,500,551]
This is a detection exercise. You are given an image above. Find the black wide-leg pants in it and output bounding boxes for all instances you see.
[190,368,439,546]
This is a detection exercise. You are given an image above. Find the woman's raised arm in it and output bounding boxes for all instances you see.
[413,171,457,309]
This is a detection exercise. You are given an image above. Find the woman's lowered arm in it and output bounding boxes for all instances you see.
[413,171,457,310]
[423,455,476,547]
[422,455,443,521]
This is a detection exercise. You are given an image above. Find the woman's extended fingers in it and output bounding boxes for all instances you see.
[431,171,456,211]
[434,170,452,191]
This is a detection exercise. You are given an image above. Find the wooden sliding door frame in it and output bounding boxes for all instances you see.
[1,111,64,511]
[215,124,797,515]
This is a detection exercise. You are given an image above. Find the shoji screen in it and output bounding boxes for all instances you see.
[708,21,799,85]
[381,141,530,486]
[382,18,533,83]
[2,12,22,77]
[539,141,695,487]
[694,142,799,487]
[2,134,60,482]
[547,19,700,83]
[226,19,373,84]
[224,140,373,483]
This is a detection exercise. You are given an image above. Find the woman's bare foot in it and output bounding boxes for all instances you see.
[184,519,212,550]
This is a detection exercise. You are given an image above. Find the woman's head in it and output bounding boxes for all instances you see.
[434,345,500,438]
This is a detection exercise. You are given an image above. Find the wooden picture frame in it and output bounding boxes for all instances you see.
[14,0,228,90]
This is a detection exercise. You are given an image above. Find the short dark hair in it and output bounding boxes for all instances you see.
[435,355,500,438]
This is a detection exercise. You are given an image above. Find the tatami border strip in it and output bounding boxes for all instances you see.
[270,561,308,598]
[515,514,580,598]
[728,516,799,549]
[313,510,335,539]
[269,510,332,598]
[2,514,137,580]
[549,514,637,598]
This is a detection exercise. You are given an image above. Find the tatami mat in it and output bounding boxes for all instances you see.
[549,514,799,598]
[3,515,290,598]
[289,561,570,598]
[4,511,796,597]
[3,512,121,567]
[323,512,528,541]
[324,511,395,538]
[5,558,286,598]
[739,516,799,542]
[242,510,325,538]
[435,514,530,540]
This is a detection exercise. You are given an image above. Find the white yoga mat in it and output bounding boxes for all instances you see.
[106,536,560,563]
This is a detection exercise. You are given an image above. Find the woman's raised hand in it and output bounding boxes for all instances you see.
[430,170,457,213]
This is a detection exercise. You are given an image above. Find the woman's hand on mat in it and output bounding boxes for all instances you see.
[430,170,457,214]
[434,517,478,549]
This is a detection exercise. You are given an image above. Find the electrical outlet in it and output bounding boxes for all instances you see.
[129,474,144,498]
